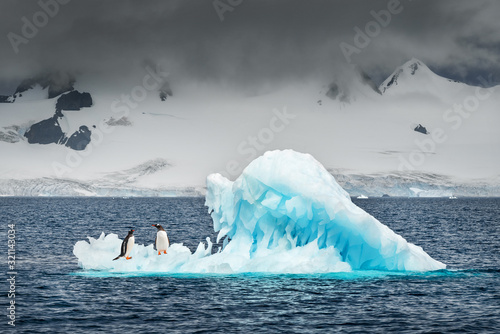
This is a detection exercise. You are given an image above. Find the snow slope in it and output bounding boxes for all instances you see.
[0,59,499,196]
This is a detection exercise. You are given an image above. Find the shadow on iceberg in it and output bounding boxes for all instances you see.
[74,150,445,274]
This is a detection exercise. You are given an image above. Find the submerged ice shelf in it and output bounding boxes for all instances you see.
[74,150,445,274]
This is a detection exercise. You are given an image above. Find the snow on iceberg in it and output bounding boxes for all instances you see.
[74,150,445,274]
[73,232,218,273]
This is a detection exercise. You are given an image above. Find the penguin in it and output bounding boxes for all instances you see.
[113,229,135,260]
[152,224,170,255]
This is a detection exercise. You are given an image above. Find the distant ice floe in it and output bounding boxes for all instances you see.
[74,150,446,274]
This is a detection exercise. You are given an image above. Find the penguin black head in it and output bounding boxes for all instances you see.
[128,229,135,234]
[152,224,164,230]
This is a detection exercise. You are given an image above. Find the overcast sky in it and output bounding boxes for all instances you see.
[1,0,499,94]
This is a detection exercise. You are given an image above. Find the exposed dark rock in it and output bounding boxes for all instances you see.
[65,126,91,150]
[24,112,92,150]
[410,62,419,75]
[106,116,132,126]
[386,71,399,87]
[0,132,19,143]
[159,83,173,101]
[0,95,12,103]
[56,91,93,112]
[7,74,93,150]
[325,82,350,102]
[414,124,429,135]
[326,83,340,100]
[386,75,397,88]
[0,126,20,143]
[5,125,19,131]
[24,116,65,145]
[382,194,391,198]
[382,69,404,93]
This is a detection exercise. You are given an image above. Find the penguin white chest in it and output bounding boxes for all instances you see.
[156,231,169,250]
[125,235,135,257]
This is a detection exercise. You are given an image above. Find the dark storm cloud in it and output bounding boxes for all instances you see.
[0,0,499,93]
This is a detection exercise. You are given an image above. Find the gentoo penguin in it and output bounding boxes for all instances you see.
[152,224,170,255]
[113,229,135,260]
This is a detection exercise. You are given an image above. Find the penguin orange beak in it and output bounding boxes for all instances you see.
[151,224,155,226]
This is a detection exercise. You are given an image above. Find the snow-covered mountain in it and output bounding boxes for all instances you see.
[381,58,459,93]
[0,59,499,197]
[0,72,75,103]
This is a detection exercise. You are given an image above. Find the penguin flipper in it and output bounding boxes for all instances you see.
[121,239,128,255]
[113,255,122,261]
[154,236,157,250]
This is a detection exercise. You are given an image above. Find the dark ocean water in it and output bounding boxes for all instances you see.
[0,197,499,333]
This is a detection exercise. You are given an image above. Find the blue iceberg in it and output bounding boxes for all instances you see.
[74,149,445,274]
[205,149,445,272]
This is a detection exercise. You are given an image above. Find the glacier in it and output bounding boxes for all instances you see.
[74,150,446,274]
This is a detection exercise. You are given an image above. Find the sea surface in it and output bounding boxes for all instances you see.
[0,197,499,333]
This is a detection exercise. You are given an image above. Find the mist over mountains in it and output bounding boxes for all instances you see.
[0,56,498,197]
[1,0,500,91]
